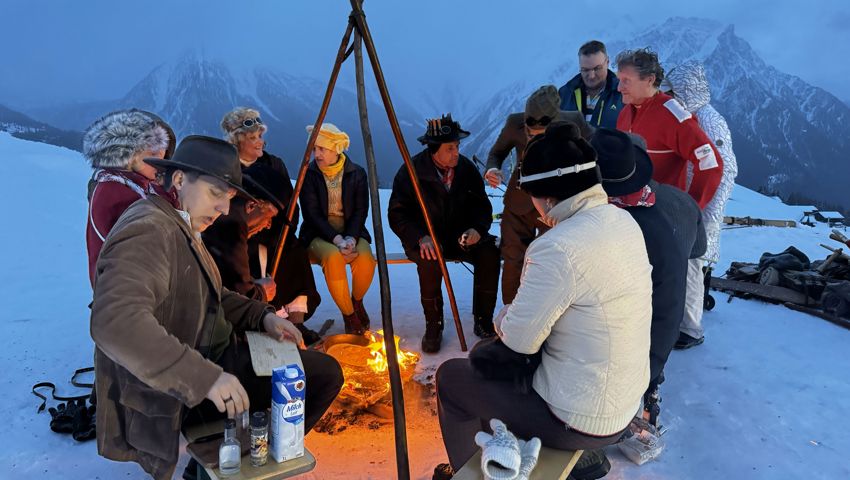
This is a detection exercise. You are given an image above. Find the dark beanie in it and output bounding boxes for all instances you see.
[525,85,561,121]
[519,121,600,200]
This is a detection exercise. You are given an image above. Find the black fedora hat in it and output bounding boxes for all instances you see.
[417,113,470,145]
[242,163,290,211]
[591,128,653,197]
[145,135,255,200]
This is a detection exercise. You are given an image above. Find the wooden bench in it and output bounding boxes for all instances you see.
[309,252,456,265]
[452,447,583,480]
[184,420,316,480]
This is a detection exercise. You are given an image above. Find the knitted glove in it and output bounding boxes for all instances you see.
[343,236,357,251]
[474,418,521,480]
[516,437,542,480]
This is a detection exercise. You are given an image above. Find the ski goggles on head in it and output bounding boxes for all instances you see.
[238,117,263,129]
[524,115,552,128]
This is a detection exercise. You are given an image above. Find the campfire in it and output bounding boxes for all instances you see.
[324,330,420,411]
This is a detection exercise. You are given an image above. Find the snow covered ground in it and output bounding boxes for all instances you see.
[1,132,848,479]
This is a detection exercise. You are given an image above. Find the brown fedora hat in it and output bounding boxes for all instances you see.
[145,135,255,200]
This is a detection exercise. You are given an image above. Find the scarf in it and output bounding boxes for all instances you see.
[433,163,454,191]
[318,155,345,178]
[608,184,656,208]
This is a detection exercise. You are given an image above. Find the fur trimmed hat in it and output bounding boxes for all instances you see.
[83,110,170,168]
[519,121,600,200]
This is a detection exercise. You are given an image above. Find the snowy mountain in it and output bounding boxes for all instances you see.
[27,52,426,186]
[0,103,82,152]
[463,17,850,213]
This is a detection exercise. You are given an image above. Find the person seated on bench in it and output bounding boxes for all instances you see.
[299,123,376,335]
[434,122,652,480]
[593,128,704,428]
[203,163,323,346]
[220,107,323,343]
[89,135,343,480]
[388,114,501,353]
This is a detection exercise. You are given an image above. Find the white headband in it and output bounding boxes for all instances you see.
[519,161,597,184]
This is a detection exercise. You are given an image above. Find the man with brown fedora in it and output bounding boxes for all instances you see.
[90,135,343,479]
[593,128,705,429]
[389,114,501,353]
[485,85,593,305]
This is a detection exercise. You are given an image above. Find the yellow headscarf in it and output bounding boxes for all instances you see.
[306,123,350,154]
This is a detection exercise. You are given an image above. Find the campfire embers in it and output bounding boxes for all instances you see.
[324,330,420,411]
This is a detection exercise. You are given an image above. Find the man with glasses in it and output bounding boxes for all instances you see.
[485,86,592,305]
[558,40,623,129]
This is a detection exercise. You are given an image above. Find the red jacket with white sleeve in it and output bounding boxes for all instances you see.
[617,91,722,209]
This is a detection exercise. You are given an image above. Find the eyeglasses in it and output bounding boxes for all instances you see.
[238,117,263,129]
[524,115,552,128]
[580,65,606,75]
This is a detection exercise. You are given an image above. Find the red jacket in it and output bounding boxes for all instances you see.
[86,169,176,286]
[617,92,722,209]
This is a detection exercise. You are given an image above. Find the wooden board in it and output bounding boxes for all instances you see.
[245,332,302,377]
[453,448,583,480]
[783,302,850,331]
[723,216,796,228]
[710,277,817,306]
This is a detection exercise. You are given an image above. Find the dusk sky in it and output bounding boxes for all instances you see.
[2,0,848,108]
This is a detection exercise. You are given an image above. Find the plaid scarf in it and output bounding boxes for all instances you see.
[608,184,656,208]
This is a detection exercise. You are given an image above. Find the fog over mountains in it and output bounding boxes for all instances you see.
[3,16,848,210]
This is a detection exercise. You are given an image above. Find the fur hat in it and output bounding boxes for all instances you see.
[135,110,176,159]
[221,107,268,144]
[519,121,600,200]
[524,85,561,125]
[417,113,470,145]
[305,123,350,154]
[83,110,170,168]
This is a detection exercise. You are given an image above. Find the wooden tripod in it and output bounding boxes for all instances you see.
[266,2,474,477]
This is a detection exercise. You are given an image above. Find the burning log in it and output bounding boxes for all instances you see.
[324,330,420,411]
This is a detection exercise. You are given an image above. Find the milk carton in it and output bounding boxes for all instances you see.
[270,364,305,463]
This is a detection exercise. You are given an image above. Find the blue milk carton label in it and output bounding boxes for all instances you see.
[270,364,306,462]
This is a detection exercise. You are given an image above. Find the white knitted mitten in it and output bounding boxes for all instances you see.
[474,418,521,480]
[516,437,542,480]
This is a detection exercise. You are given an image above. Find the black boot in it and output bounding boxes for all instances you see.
[473,316,496,338]
[421,297,444,353]
[343,311,365,335]
[643,384,661,428]
[674,332,704,350]
[295,323,323,346]
[352,296,371,331]
[571,449,611,480]
[432,463,454,480]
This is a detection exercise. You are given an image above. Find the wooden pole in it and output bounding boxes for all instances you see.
[348,0,468,351]
[353,25,411,480]
[269,22,355,277]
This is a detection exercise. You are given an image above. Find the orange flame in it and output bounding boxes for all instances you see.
[365,330,419,374]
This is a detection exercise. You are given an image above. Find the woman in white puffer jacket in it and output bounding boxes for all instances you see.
[663,61,738,264]
[434,122,652,479]
[663,61,738,346]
